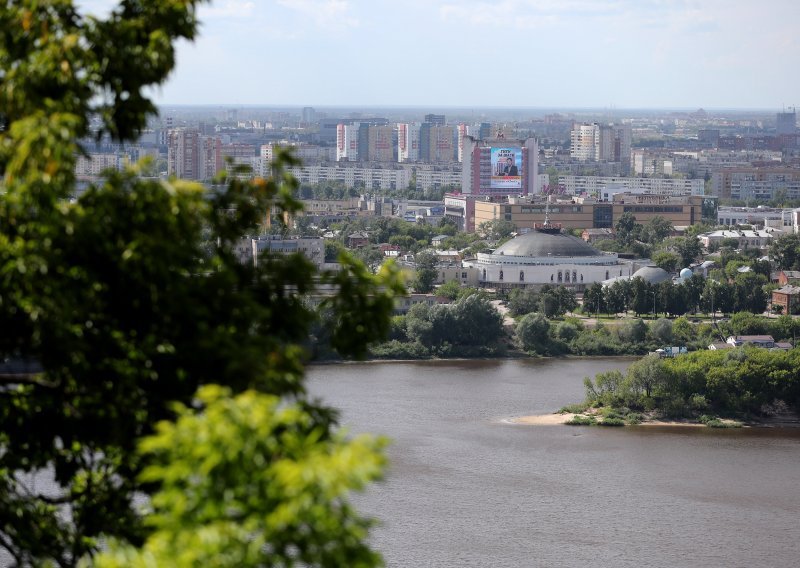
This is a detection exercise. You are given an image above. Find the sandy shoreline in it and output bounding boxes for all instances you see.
[511,413,725,427]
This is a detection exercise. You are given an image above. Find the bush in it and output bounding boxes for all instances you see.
[566,415,596,426]
[559,403,589,414]
[599,417,625,427]
[625,413,643,425]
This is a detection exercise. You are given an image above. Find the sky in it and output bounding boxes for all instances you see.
[79,0,800,110]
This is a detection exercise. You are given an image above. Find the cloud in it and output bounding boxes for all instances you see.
[276,0,359,29]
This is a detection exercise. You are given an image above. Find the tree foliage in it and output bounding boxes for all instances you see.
[92,386,386,568]
[0,2,402,565]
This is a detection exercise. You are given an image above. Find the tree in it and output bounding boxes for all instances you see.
[515,313,550,352]
[615,212,637,245]
[0,2,402,565]
[642,216,673,245]
[413,251,438,293]
[477,219,517,241]
[508,288,540,317]
[625,354,668,398]
[93,386,386,567]
[769,234,800,271]
[650,318,674,344]
[652,251,679,273]
[583,283,605,315]
[671,236,703,268]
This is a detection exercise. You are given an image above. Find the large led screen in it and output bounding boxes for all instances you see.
[490,147,522,189]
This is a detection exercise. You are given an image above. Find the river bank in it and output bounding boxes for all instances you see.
[511,410,800,428]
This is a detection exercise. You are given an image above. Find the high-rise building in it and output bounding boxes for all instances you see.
[570,122,631,172]
[200,136,222,180]
[457,124,469,163]
[167,128,200,180]
[301,106,316,124]
[336,123,359,161]
[419,124,455,163]
[424,114,446,126]
[366,125,394,162]
[398,123,421,163]
[777,110,797,135]
[461,136,539,197]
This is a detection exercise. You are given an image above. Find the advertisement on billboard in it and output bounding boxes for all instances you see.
[490,147,522,189]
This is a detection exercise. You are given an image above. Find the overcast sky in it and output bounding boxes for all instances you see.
[81,0,799,110]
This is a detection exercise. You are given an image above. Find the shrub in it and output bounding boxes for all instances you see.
[559,403,589,414]
[625,413,643,425]
[599,417,625,427]
[566,415,596,426]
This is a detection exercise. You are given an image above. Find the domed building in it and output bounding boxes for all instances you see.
[468,225,634,290]
[602,264,672,287]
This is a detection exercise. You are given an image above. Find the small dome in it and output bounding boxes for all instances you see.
[632,265,671,284]
[679,267,693,279]
[492,230,604,258]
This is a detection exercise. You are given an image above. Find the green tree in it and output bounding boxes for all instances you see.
[92,386,386,567]
[477,219,517,241]
[625,354,668,398]
[508,288,540,317]
[642,216,673,245]
[614,212,637,245]
[0,1,402,565]
[652,251,680,273]
[515,313,550,352]
[670,236,703,268]
[413,251,438,293]
[583,283,605,315]
[769,234,800,271]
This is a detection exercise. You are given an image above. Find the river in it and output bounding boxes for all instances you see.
[307,358,800,568]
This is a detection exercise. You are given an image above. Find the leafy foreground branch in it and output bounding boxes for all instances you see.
[90,386,387,567]
[567,349,800,426]
[0,1,402,566]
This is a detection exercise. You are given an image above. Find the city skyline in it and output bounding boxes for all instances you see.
[77,0,800,110]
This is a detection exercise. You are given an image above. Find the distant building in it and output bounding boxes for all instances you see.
[397,123,421,162]
[419,124,455,163]
[771,285,800,315]
[424,114,446,126]
[697,229,775,250]
[570,122,631,172]
[460,136,539,197]
[776,110,797,135]
[167,128,200,179]
[235,235,324,269]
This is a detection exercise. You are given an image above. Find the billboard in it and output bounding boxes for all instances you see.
[490,147,522,189]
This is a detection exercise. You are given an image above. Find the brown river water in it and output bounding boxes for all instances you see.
[307,358,800,568]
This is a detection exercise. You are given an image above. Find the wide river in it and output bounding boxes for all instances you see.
[307,357,800,568]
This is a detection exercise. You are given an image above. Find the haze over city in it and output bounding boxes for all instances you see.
[77,0,800,109]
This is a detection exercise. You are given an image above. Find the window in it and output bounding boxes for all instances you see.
[520,271,524,282]
[483,269,486,280]
[558,271,563,282]
[462,272,467,279]
[605,271,609,279]
[499,270,504,281]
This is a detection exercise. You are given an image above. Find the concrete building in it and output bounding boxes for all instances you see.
[717,206,794,228]
[364,125,394,162]
[288,164,412,191]
[461,136,539,197]
[467,226,632,290]
[235,235,324,269]
[398,123,421,162]
[559,175,704,198]
[419,124,455,163]
[570,122,631,172]
[336,123,360,161]
[468,193,706,233]
[712,167,800,200]
[697,229,775,250]
[776,110,797,135]
[167,128,200,179]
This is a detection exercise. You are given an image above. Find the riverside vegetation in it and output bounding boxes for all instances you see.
[562,348,800,427]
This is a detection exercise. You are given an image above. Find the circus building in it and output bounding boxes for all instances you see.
[468,223,634,291]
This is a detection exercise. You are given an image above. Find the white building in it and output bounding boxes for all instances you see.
[467,228,632,290]
[336,123,360,161]
[559,175,705,198]
[397,123,420,163]
[697,229,775,249]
